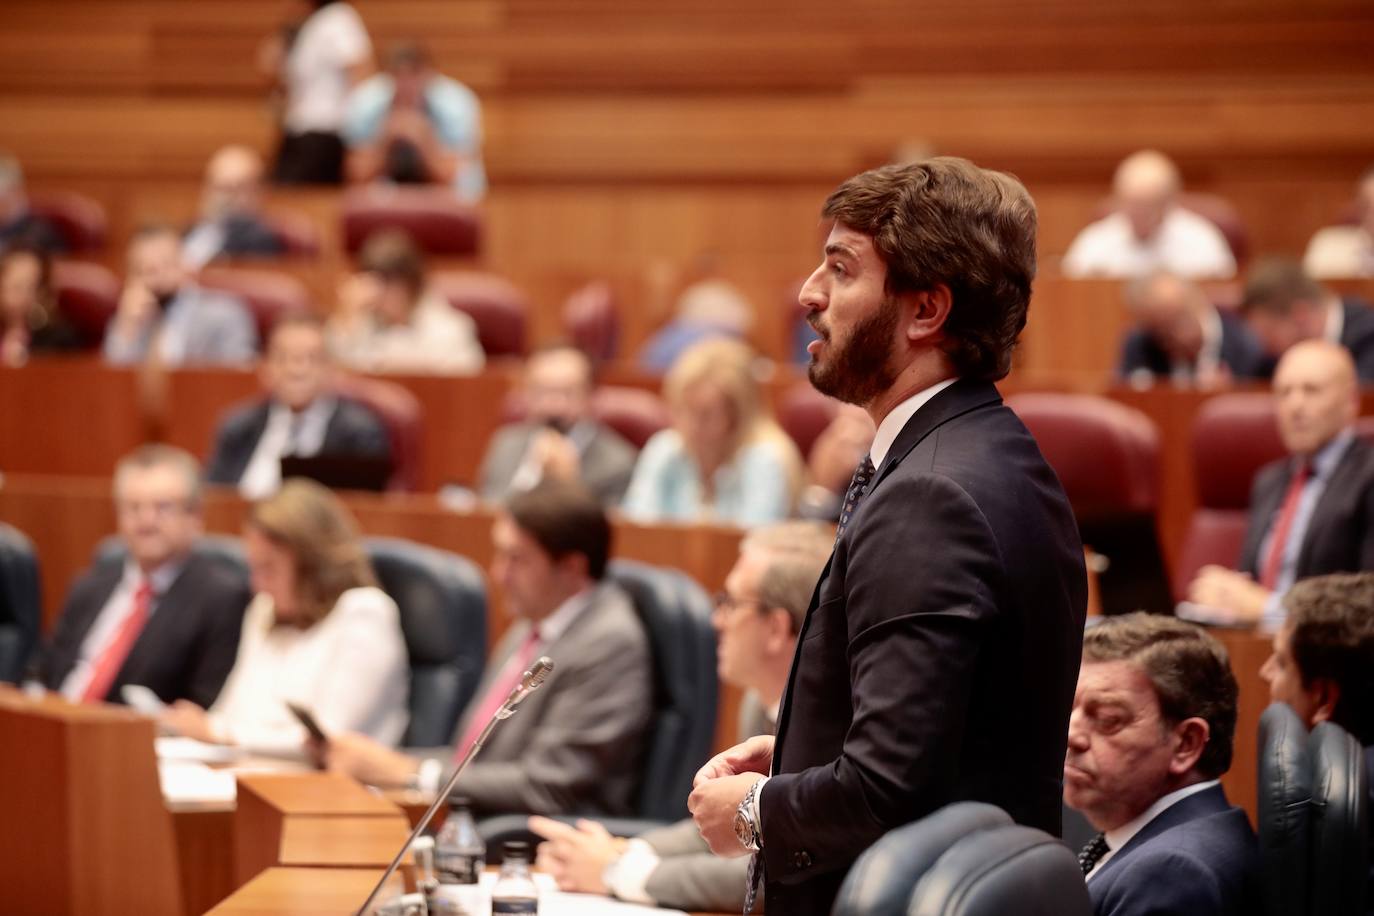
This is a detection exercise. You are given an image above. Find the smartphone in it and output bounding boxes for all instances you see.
[286,702,329,742]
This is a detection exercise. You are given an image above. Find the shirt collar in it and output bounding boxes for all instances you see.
[533,584,597,643]
[868,377,959,468]
[1309,427,1355,477]
[1325,295,1345,343]
[1103,779,1219,856]
[122,554,187,596]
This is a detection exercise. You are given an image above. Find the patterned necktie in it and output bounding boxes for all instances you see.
[1259,459,1312,590]
[835,454,876,540]
[1078,832,1110,876]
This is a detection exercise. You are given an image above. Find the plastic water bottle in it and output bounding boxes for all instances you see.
[434,796,485,886]
[490,841,539,914]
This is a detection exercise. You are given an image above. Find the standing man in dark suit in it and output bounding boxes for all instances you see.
[205,313,391,498]
[689,157,1088,916]
[1188,340,1374,624]
[38,446,250,708]
[476,343,638,506]
[1117,271,1266,387]
[1241,256,1374,381]
[1066,613,1258,915]
[323,480,654,818]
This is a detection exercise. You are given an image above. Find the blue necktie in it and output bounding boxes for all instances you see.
[835,454,876,540]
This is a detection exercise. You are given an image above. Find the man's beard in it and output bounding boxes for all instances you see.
[807,295,901,406]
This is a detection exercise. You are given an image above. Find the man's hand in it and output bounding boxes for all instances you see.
[693,734,774,787]
[688,772,762,857]
[1187,565,1270,622]
[160,700,221,744]
[112,281,159,338]
[528,816,625,894]
[527,429,582,483]
[323,731,418,789]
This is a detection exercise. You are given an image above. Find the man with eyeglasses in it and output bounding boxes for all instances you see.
[528,521,834,912]
[36,445,250,707]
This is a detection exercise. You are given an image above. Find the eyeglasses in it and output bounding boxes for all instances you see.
[713,592,769,615]
[116,499,192,518]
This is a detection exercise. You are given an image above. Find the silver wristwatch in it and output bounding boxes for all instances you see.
[733,779,763,852]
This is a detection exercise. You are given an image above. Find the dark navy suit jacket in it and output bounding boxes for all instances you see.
[759,379,1087,916]
[1087,784,1259,916]
[1117,310,1267,382]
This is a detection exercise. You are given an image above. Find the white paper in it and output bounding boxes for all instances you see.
[158,761,237,804]
[155,736,242,764]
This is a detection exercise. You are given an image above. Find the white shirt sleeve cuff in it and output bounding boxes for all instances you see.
[604,838,661,905]
[416,757,445,795]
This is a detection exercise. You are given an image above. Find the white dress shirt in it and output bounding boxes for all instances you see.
[869,377,960,468]
[283,3,372,134]
[59,558,185,700]
[207,586,408,754]
[238,397,339,499]
[1084,779,1220,882]
[1062,208,1236,279]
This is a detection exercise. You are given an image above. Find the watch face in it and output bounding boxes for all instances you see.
[733,809,752,846]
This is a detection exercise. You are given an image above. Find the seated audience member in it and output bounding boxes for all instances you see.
[1,243,81,366]
[264,0,373,185]
[37,446,250,707]
[637,277,754,374]
[530,521,833,912]
[622,338,802,526]
[326,229,484,375]
[795,404,876,522]
[1117,271,1266,387]
[1240,257,1374,381]
[160,479,407,753]
[1188,340,1374,624]
[103,225,258,367]
[1066,613,1258,915]
[343,41,485,201]
[1062,150,1236,280]
[324,480,653,817]
[477,342,637,506]
[1304,167,1374,279]
[182,146,287,269]
[0,153,64,254]
[1260,572,1374,899]
[205,313,391,498]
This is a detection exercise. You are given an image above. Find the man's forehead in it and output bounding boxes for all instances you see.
[823,224,877,258]
[1077,659,1155,699]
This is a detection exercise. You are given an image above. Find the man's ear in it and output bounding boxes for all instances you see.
[765,607,794,653]
[1169,717,1211,776]
[1309,678,1342,725]
[905,284,953,344]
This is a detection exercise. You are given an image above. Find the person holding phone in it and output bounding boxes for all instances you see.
[160,478,407,754]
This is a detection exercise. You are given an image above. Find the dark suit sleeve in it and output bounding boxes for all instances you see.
[204,418,247,485]
[1360,455,1374,572]
[183,573,250,709]
[1116,331,1150,381]
[36,571,105,690]
[1095,851,1229,916]
[760,473,1003,881]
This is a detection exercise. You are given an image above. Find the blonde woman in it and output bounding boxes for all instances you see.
[622,338,801,526]
[160,478,408,753]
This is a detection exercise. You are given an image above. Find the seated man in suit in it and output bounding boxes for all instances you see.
[324,479,654,817]
[1188,340,1374,624]
[37,445,251,707]
[204,313,391,498]
[1117,271,1266,387]
[1240,257,1374,381]
[103,225,258,367]
[528,520,834,913]
[182,145,286,269]
[1066,613,1259,916]
[476,343,638,506]
[1061,150,1235,280]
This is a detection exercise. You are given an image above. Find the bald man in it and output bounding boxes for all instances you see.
[183,145,285,268]
[1117,271,1266,387]
[1063,150,1236,279]
[1188,340,1374,624]
[1303,167,1374,279]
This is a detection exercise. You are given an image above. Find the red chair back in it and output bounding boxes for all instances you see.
[198,267,312,343]
[52,260,120,346]
[341,187,481,256]
[562,282,620,363]
[260,210,321,257]
[777,381,841,460]
[27,191,108,254]
[502,385,669,450]
[430,270,529,357]
[332,375,424,492]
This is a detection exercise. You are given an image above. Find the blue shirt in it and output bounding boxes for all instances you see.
[621,429,793,527]
[342,73,486,201]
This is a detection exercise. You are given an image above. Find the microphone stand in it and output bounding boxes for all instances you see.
[356,656,554,916]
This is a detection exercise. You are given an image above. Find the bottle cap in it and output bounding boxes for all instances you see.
[447,795,473,810]
[502,840,530,860]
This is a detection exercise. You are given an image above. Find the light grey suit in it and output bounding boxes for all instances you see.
[424,582,653,818]
[476,421,638,507]
[637,692,776,912]
[103,284,258,366]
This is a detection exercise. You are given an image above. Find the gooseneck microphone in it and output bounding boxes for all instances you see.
[357,657,555,916]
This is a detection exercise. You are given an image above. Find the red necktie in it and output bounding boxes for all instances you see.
[453,626,541,761]
[81,578,153,704]
[1260,461,1312,590]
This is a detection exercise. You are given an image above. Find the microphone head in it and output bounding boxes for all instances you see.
[526,657,554,690]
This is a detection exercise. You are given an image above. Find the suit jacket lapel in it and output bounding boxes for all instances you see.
[51,562,124,686]
[1295,438,1366,576]
[116,556,202,685]
[1092,784,1231,884]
